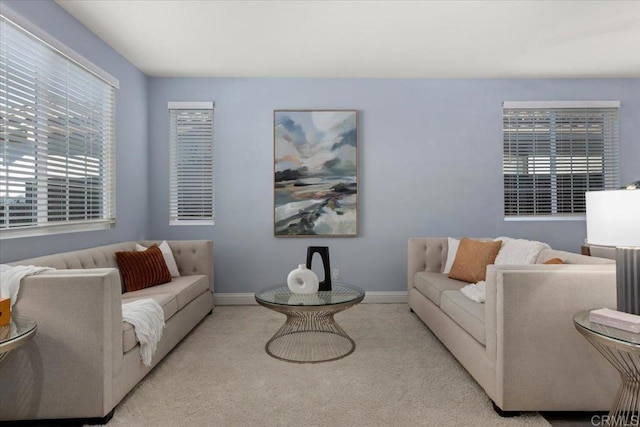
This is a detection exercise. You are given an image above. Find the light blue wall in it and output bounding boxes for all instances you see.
[0,0,149,262]
[148,78,640,293]
[2,1,638,294]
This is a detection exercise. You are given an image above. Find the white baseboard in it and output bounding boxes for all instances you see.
[213,291,407,306]
[363,291,407,304]
[214,293,258,306]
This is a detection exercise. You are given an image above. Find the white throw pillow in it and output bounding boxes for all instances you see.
[136,241,180,277]
[493,236,550,265]
[443,237,460,274]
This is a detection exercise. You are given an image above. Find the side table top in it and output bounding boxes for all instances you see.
[255,283,365,307]
[0,317,37,353]
[574,310,640,347]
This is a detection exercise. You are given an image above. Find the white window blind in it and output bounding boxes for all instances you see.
[503,101,620,219]
[0,11,117,237]
[168,102,214,225]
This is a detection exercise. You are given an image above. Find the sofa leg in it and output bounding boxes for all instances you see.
[85,408,115,425]
[492,401,519,417]
[208,308,213,315]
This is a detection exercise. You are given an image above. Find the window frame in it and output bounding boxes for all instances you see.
[168,101,215,226]
[0,6,118,239]
[502,101,620,222]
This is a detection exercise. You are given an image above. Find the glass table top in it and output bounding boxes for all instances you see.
[255,283,365,307]
[1,317,37,347]
[574,310,640,346]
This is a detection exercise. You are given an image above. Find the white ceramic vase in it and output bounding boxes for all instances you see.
[287,264,319,294]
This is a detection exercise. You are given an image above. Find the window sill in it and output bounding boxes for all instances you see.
[169,220,215,226]
[0,220,115,239]
[504,215,586,222]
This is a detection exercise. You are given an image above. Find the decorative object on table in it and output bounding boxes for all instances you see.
[306,246,332,291]
[590,308,640,333]
[0,298,9,326]
[586,186,640,314]
[286,264,319,294]
[274,110,358,236]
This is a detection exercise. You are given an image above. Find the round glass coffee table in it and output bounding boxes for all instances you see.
[574,310,640,426]
[255,283,365,363]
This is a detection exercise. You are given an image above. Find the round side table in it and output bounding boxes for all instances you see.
[574,310,640,427]
[0,317,37,367]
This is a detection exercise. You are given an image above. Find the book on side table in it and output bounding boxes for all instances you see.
[590,308,640,334]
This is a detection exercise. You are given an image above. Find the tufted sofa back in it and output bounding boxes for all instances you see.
[140,240,213,287]
[10,240,214,291]
[409,237,495,274]
[10,242,135,270]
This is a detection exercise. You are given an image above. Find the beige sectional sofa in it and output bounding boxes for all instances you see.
[0,240,214,423]
[408,237,620,413]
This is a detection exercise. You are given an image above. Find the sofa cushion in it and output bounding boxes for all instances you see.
[440,290,486,346]
[121,292,178,353]
[414,271,466,307]
[122,275,209,310]
[116,245,172,292]
[449,238,502,283]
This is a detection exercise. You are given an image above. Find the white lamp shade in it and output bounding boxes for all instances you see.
[586,190,640,247]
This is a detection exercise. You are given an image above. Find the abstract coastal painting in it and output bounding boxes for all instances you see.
[274,110,357,236]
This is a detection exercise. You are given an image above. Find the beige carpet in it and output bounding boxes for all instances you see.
[104,304,551,427]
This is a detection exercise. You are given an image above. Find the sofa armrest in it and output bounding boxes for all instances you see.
[407,238,448,290]
[485,264,619,410]
[0,268,123,420]
[141,240,213,292]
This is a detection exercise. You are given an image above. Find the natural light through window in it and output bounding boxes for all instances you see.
[502,101,620,220]
[0,11,118,237]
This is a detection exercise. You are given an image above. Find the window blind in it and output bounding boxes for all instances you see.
[503,102,620,219]
[0,13,117,236]
[168,102,214,225]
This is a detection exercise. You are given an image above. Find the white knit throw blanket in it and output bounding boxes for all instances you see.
[122,299,165,367]
[494,236,550,265]
[460,237,551,304]
[461,281,486,303]
[0,264,54,307]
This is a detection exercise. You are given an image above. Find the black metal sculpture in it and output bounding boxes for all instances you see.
[306,246,332,291]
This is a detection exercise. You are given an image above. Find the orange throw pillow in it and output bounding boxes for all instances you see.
[544,257,565,265]
[448,238,502,283]
[116,245,171,292]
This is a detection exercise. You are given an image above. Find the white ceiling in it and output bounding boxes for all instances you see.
[55,0,640,78]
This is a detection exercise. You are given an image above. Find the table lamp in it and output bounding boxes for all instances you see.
[586,184,640,315]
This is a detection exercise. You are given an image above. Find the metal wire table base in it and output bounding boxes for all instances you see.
[263,305,357,363]
[576,327,640,427]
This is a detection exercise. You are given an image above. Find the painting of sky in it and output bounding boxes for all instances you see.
[274,110,357,236]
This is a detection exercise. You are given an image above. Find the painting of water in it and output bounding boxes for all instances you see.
[274,110,357,236]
